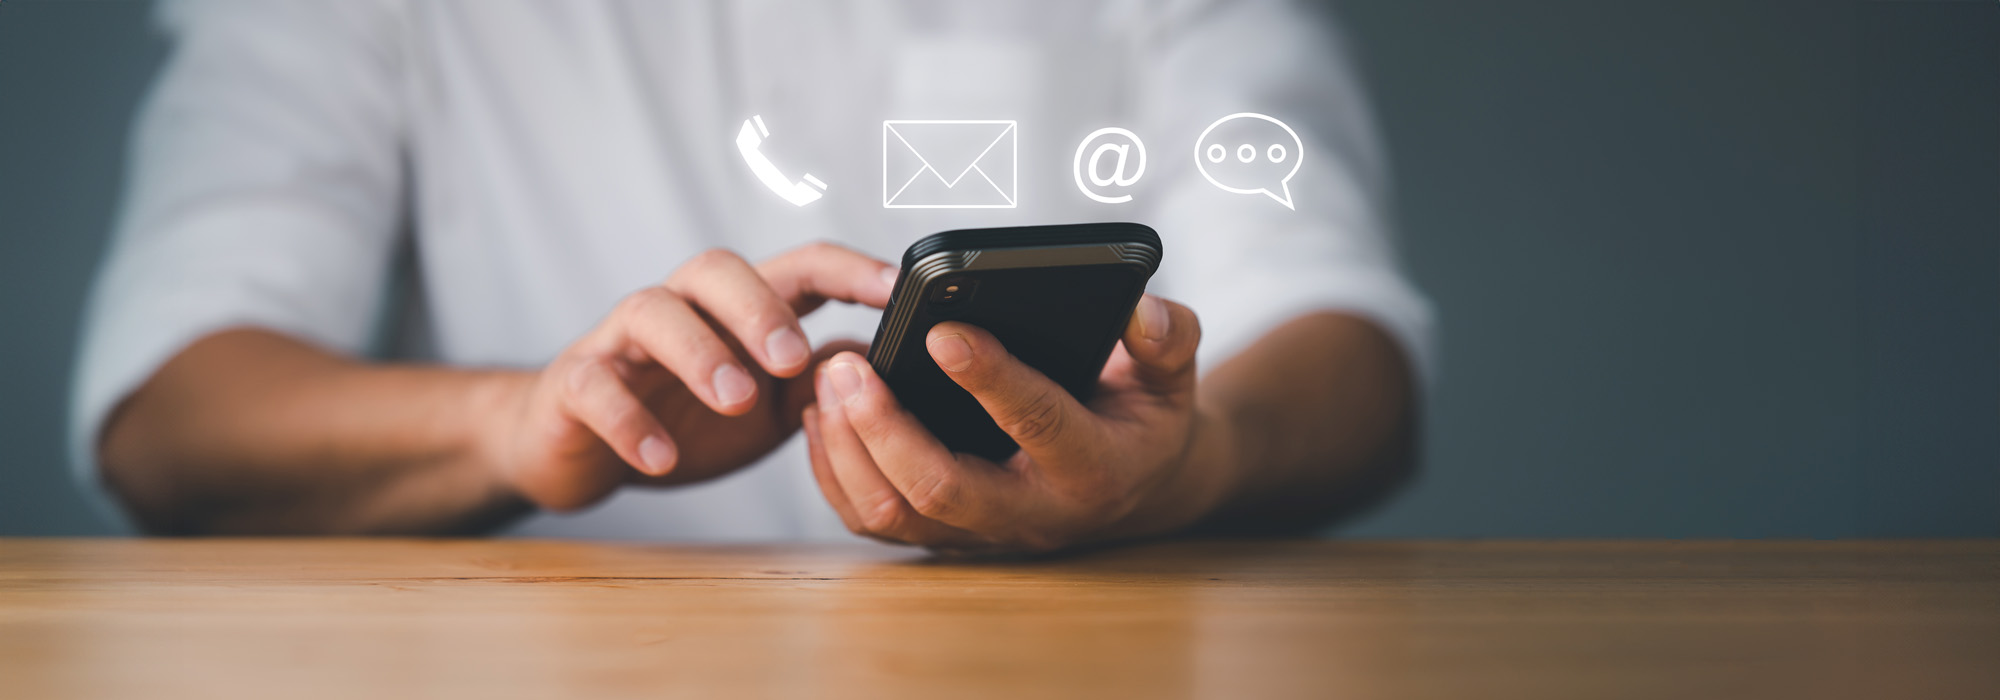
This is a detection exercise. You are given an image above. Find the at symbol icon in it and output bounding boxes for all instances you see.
[1073,127,1148,204]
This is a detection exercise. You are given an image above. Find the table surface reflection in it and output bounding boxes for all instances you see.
[2,538,1996,699]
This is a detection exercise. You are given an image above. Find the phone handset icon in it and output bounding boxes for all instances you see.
[737,115,828,207]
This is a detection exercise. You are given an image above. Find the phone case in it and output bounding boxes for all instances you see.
[867,222,1163,461]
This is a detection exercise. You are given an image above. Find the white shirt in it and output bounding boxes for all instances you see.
[73,0,1433,540]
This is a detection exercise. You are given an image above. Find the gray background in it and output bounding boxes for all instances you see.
[2,1,1994,537]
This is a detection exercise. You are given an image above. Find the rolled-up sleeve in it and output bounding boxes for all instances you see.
[68,0,410,521]
[1131,0,1435,383]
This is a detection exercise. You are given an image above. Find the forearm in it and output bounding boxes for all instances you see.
[100,328,531,535]
[1193,311,1417,532]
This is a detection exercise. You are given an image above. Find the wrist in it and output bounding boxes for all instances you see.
[1174,404,1251,527]
[460,369,539,507]
[310,364,538,534]
[1110,405,1244,541]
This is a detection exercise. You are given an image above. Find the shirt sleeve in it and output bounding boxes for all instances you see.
[68,0,410,525]
[1127,0,1435,384]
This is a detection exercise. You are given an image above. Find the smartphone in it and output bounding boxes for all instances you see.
[866,222,1163,461]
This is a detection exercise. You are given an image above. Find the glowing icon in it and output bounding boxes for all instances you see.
[1194,113,1303,210]
[737,115,827,207]
[1073,127,1147,204]
[882,120,1017,209]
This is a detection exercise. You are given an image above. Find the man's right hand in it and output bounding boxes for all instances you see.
[480,242,895,511]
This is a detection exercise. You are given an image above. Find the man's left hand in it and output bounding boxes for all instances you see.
[803,294,1233,554]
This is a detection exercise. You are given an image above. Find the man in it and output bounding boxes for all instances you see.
[73,0,1431,551]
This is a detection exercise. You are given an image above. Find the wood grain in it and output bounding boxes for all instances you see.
[1,539,1995,699]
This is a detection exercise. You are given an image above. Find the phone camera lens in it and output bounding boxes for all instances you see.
[929,277,976,306]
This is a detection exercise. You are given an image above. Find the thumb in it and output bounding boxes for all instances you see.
[775,338,869,432]
[926,321,1100,460]
[1119,294,1201,400]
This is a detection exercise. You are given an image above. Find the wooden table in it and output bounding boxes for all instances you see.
[1,539,1995,699]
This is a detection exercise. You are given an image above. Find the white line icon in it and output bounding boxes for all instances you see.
[882,120,1018,209]
[1194,112,1303,210]
[737,115,827,207]
[1073,127,1147,204]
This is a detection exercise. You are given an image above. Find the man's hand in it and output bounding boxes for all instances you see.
[803,294,1236,553]
[485,242,893,511]
[101,241,899,534]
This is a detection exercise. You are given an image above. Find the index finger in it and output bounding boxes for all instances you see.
[924,321,1104,464]
[821,353,1035,538]
[756,241,898,315]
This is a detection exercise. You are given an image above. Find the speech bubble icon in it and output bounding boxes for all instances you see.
[1194,113,1303,210]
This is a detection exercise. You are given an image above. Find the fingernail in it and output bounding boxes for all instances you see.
[712,364,756,407]
[815,365,838,412]
[928,333,974,373]
[827,360,863,404]
[638,435,676,475]
[880,266,900,291]
[764,327,809,369]
[1137,295,1170,342]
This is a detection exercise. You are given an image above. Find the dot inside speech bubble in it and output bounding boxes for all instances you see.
[1194,113,1303,210]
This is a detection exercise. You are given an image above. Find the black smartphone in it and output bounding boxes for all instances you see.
[866,222,1163,461]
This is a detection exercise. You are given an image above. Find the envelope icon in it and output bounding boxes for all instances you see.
[882,120,1018,208]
